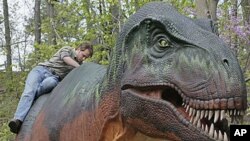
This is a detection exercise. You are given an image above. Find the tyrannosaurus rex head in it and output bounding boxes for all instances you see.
[112,2,247,141]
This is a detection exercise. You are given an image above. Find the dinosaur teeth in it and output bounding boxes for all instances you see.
[183,104,245,141]
[189,107,193,117]
[206,123,230,141]
[197,120,201,128]
[201,123,205,130]
[200,110,204,119]
[205,124,208,133]
[223,132,228,141]
[214,129,218,139]
[185,105,189,113]
[182,97,245,141]
[204,110,208,118]
[196,110,200,119]
[190,116,194,123]
[218,130,223,140]
[214,110,219,123]
[234,109,237,115]
[192,109,196,117]
[229,110,233,115]
[208,110,213,120]
[208,123,214,137]
[220,110,225,121]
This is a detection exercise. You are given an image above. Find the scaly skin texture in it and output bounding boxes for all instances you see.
[16,2,247,141]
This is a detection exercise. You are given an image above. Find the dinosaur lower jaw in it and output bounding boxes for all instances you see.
[122,85,245,141]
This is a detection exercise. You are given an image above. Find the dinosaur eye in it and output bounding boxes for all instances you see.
[158,38,170,48]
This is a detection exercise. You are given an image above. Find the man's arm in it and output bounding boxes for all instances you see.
[63,56,80,68]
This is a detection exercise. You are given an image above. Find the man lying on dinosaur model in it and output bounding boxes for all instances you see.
[9,42,93,134]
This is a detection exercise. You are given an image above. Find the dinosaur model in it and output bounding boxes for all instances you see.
[16,2,247,141]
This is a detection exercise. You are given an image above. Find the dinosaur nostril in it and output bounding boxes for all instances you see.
[223,59,231,77]
[223,59,229,67]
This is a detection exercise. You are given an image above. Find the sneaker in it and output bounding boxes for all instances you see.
[8,119,22,134]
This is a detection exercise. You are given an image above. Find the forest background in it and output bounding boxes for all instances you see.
[0,0,250,140]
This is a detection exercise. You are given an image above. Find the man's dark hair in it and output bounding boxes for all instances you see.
[78,42,94,57]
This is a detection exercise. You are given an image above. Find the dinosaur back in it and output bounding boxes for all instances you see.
[16,62,107,141]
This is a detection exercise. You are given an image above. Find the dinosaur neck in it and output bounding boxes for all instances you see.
[100,113,171,141]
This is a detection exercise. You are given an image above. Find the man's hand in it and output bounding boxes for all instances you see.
[63,57,80,68]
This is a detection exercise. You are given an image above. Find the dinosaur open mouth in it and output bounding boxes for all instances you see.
[122,84,244,141]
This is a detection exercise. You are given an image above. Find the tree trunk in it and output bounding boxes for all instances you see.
[3,0,12,74]
[195,0,209,18]
[134,0,139,11]
[241,0,250,74]
[231,0,238,55]
[17,33,28,72]
[84,0,92,30]
[110,3,120,34]
[208,0,219,22]
[46,0,57,45]
[34,0,41,45]
[241,0,250,24]
[195,0,218,22]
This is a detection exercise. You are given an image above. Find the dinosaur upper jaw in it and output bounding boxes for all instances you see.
[121,84,245,141]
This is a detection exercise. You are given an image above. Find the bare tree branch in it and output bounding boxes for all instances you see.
[243,51,250,73]
[1,40,28,47]
[246,77,250,82]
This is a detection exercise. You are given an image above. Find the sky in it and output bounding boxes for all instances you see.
[0,0,34,71]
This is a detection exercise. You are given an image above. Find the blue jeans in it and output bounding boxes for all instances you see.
[14,66,59,121]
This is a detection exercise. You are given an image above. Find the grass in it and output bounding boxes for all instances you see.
[0,92,19,141]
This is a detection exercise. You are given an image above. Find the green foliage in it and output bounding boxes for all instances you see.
[26,43,60,68]
[0,16,3,24]
[0,76,20,140]
[0,71,27,94]
[218,1,250,91]
[0,123,15,141]
[167,0,195,15]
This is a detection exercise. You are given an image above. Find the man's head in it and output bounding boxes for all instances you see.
[75,42,94,62]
